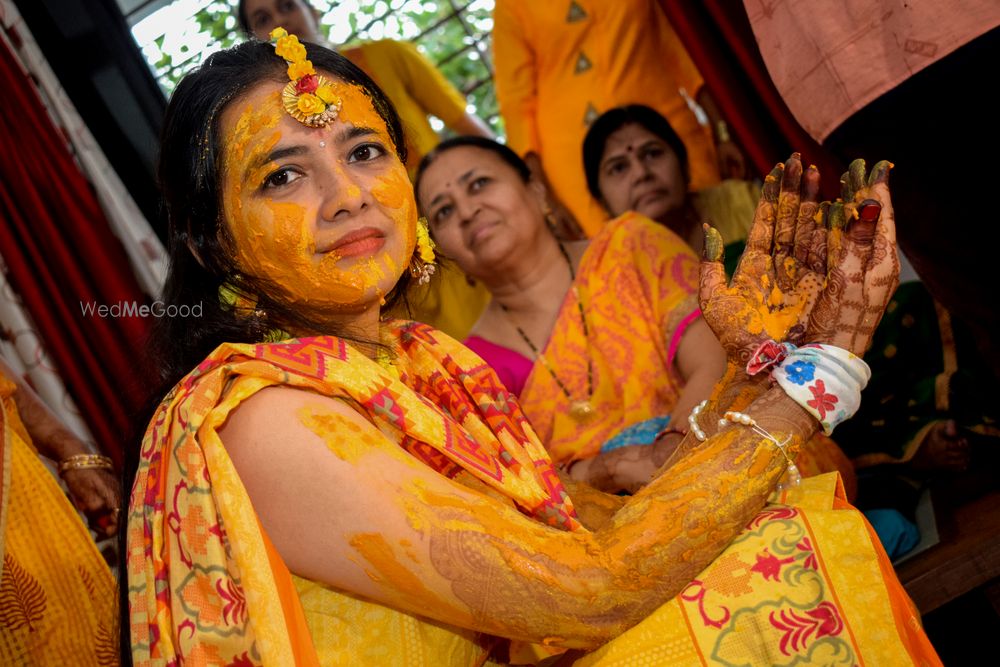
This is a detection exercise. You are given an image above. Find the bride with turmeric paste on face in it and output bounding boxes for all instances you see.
[124,30,939,665]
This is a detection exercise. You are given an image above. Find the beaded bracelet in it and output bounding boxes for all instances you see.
[719,410,801,490]
[58,454,113,476]
[687,399,710,442]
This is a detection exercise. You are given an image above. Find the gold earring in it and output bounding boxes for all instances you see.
[409,217,437,285]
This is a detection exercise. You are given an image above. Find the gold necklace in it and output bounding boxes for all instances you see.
[500,241,595,422]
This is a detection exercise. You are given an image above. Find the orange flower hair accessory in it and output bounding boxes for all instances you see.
[269,27,342,127]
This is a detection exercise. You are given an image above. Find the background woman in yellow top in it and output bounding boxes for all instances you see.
[493,0,746,237]
[239,0,493,341]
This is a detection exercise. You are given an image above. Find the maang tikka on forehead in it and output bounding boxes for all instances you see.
[270,27,342,127]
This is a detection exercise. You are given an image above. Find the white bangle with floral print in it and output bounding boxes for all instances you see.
[771,344,871,435]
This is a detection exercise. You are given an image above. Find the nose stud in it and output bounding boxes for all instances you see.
[319,140,326,148]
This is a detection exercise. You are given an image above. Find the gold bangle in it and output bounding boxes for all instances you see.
[58,454,113,476]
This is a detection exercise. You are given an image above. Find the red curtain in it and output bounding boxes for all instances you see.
[0,38,151,467]
[661,0,845,199]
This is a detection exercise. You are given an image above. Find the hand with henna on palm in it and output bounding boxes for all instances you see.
[569,154,897,492]
[656,154,897,470]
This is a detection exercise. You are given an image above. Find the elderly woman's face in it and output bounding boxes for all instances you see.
[597,123,686,221]
[218,75,417,313]
[417,146,547,279]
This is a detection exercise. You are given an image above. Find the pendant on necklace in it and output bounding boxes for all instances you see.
[570,400,595,422]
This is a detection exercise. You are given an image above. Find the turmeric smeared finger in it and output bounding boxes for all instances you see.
[867,160,893,187]
[746,164,784,254]
[774,154,803,290]
[702,223,725,263]
[699,225,730,312]
[847,158,867,201]
[827,200,846,231]
[867,160,897,271]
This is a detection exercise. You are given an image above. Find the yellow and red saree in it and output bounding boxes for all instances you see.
[127,322,937,665]
[519,212,703,464]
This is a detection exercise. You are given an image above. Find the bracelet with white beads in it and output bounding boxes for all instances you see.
[688,399,709,442]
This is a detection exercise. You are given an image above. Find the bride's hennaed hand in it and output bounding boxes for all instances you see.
[698,154,897,363]
[698,153,827,365]
[803,158,897,355]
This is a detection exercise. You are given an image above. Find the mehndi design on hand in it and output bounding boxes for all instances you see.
[699,154,828,364]
[698,154,897,364]
[805,159,897,354]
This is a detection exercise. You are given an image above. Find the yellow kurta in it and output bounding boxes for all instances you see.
[494,0,720,235]
[0,376,117,665]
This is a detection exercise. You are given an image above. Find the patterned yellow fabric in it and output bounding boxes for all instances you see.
[0,376,117,665]
[127,325,937,665]
[520,212,701,464]
[127,323,576,666]
[578,474,938,666]
[494,0,719,235]
[293,575,489,665]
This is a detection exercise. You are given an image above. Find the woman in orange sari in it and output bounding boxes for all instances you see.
[416,137,850,494]
[124,35,938,665]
